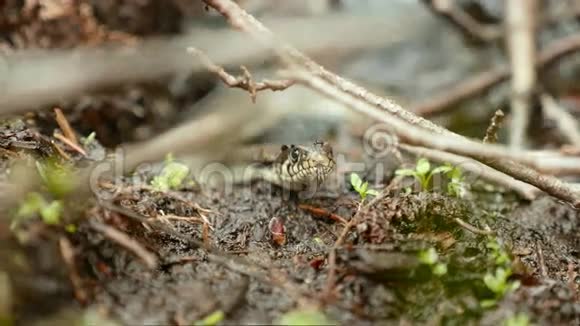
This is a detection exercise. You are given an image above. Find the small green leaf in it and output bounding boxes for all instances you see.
[416,158,430,175]
[366,189,379,196]
[433,263,448,276]
[194,310,225,326]
[418,248,438,265]
[504,313,530,326]
[81,131,96,146]
[350,173,362,189]
[276,309,335,326]
[480,299,498,308]
[360,181,368,194]
[395,169,416,177]
[40,200,63,225]
[17,192,46,218]
[65,224,77,233]
[431,165,452,175]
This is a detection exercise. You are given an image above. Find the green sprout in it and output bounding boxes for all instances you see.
[81,131,96,146]
[504,312,530,326]
[35,160,75,198]
[418,247,448,277]
[151,153,191,192]
[350,173,379,200]
[275,308,335,326]
[194,310,225,326]
[481,267,520,308]
[395,158,465,196]
[14,192,63,228]
[487,237,511,267]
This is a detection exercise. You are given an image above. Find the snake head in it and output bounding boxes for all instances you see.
[278,140,335,187]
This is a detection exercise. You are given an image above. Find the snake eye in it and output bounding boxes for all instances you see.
[290,148,300,162]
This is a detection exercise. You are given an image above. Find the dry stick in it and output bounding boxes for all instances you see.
[413,33,580,117]
[506,0,538,148]
[89,219,158,269]
[399,144,539,200]
[286,70,580,207]
[425,0,502,42]
[483,110,505,144]
[187,47,294,103]
[59,236,88,304]
[54,107,79,146]
[201,0,580,206]
[54,132,87,156]
[541,94,580,147]
[453,218,494,236]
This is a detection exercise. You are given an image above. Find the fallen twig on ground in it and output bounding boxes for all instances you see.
[298,204,348,225]
[453,218,494,236]
[89,219,157,269]
[54,107,79,146]
[59,236,88,304]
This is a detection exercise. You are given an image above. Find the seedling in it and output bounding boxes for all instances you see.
[276,308,335,325]
[481,267,520,308]
[504,312,530,326]
[418,247,448,277]
[194,310,224,326]
[81,131,96,146]
[151,153,191,192]
[14,192,63,228]
[35,160,75,198]
[395,158,465,196]
[350,173,379,200]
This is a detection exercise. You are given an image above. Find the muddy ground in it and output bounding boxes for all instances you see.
[1,1,580,325]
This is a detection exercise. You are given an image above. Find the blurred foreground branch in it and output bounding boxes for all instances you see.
[0,13,408,116]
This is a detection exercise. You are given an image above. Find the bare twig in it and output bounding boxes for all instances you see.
[453,217,494,236]
[483,110,505,144]
[59,236,88,304]
[54,107,79,146]
[412,33,580,116]
[323,216,357,302]
[188,47,294,102]
[506,0,538,148]
[298,204,348,225]
[89,219,157,269]
[541,94,580,147]
[426,0,502,42]
[54,132,87,156]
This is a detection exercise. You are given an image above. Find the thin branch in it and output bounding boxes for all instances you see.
[506,0,538,148]
[540,94,580,147]
[89,219,157,269]
[54,132,87,156]
[453,217,494,236]
[187,47,294,103]
[425,0,502,42]
[412,33,580,117]
[54,107,79,146]
[59,236,88,304]
[483,109,505,144]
